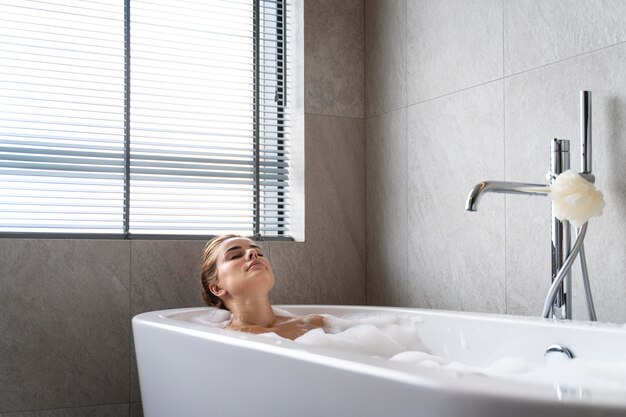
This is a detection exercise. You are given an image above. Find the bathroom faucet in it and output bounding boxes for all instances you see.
[465,181,549,211]
[466,141,569,320]
[465,91,595,321]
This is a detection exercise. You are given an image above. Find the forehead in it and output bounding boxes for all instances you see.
[220,237,257,252]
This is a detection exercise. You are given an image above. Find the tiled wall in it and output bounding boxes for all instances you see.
[0,1,365,415]
[7,1,625,415]
[365,0,626,322]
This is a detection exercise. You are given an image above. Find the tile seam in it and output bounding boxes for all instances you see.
[400,40,626,112]
[502,0,508,315]
[404,0,409,308]
[363,0,369,306]
[503,39,626,79]
[1,402,131,415]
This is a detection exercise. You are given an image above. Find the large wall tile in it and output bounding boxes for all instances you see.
[365,0,406,117]
[130,240,217,317]
[270,114,366,306]
[504,0,626,75]
[407,81,506,313]
[305,0,364,118]
[0,403,129,417]
[0,240,130,412]
[270,240,365,306]
[129,402,142,417]
[406,0,503,104]
[129,239,264,401]
[505,43,626,322]
[365,108,408,306]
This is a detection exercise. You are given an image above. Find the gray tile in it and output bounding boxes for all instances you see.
[0,403,129,417]
[504,198,552,317]
[269,240,365,306]
[504,43,626,323]
[0,239,130,412]
[365,0,406,117]
[303,114,365,247]
[304,0,364,118]
[406,81,506,313]
[270,114,366,306]
[407,0,503,104]
[129,403,142,417]
[130,239,253,401]
[130,339,140,404]
[130,240,213,317]
[504,0,626,75]
[365,108,408,306]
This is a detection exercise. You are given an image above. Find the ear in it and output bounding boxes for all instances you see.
[209,282,225,297]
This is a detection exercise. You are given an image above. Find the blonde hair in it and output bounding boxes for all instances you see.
[200,234,241,310]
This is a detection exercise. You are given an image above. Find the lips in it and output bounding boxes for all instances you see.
[247,260,264,271]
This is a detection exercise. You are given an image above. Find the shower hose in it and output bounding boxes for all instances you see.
[542,222,597,321]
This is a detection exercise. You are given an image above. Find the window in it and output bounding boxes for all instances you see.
[0,0,288,239]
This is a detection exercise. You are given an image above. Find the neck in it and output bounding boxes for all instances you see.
[228,297,276,328]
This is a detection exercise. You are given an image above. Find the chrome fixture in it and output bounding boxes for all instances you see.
[465,91,597,321]
[465,182,548,211]
[544,344,574,362]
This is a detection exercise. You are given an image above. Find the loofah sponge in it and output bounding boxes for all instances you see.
[550,169,605,228]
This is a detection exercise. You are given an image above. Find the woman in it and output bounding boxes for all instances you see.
[200,234,324,340]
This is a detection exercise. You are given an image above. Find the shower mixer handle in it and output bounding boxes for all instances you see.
[580,91,592,174]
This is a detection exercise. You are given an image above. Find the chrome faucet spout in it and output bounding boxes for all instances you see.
[465,181,550,211]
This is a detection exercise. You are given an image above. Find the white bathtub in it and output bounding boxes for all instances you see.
[133,305,626,417]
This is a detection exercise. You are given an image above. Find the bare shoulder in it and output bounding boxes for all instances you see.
[276,314,324,326]
[302,314,324,327]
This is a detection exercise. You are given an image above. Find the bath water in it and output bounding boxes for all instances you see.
[191,307,626,397]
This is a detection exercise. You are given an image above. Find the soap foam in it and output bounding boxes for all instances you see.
[190,308,626,397]
[189,308,232,327]
[289,312,626,396]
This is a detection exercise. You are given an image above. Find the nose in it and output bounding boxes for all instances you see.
[246,248,258,260]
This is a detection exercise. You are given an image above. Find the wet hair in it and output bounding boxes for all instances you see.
[200,234,242,310]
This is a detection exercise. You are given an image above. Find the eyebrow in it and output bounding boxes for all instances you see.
[225,244,260,254]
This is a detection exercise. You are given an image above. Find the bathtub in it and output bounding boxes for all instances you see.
[133,305,626,417]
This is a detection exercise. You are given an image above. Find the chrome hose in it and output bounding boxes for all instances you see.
[578,239,597,321]
[542,222,588,319]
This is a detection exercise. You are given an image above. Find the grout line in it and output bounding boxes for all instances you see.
[2,402,131,415]
[503,39,626,79]
[407,77,505,109]
[366,105,406,120]
[363,117,368,306]
[404,0,409,307]
[502,0,508,315]
[304,111,365,121]
[363,0,368,306]
[374,40,626,120]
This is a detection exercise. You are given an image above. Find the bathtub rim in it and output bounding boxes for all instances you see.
[132,304,626,413]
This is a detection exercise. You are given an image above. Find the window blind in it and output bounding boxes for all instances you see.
[0,1,125,234]
[0,0,288,238]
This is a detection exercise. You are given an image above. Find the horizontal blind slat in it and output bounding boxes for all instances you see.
[0,0,288,236]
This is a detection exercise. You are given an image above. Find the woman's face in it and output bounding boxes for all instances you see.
[212,237,274,301]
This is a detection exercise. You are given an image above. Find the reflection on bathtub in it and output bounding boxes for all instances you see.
[135,306,626,417]
[184,306,626,398]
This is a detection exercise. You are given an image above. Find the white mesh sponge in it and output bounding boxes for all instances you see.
[550,169,605,228]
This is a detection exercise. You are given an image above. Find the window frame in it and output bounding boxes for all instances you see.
[0,0,291,241]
